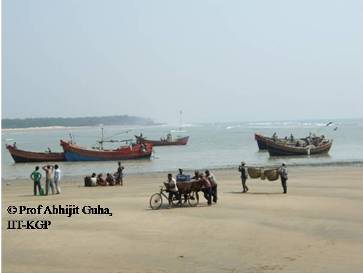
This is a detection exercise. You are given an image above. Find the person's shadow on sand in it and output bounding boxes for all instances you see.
[145,202,213,211]
[227,191,283,195]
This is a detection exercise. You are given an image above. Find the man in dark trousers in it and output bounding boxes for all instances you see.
[115,161,124,186]
[30,166,42,196]
[198,173,212,206]
[238,161,249,193]
[205,170,217,203]
[278,162,288,194]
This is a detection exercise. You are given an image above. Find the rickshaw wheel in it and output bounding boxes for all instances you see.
[188,192,199,207]
[150,193,163,210]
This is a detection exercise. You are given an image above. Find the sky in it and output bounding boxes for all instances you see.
[2,0,363,124]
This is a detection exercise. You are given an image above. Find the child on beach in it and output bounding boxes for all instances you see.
[106,173,115,186]
[97,173,108,186]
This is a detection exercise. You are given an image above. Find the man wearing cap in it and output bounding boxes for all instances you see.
[278,162,288,194]
[238,161,249,193]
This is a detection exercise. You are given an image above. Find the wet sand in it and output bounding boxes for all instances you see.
[2,165,363,273]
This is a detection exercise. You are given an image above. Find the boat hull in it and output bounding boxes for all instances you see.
[254,134,270,150]
[6,145,65,163]
[266,139,333,156]
[135,136,189,146]
[60,140,152,161]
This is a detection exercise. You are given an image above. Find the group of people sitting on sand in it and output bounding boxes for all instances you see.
[85,161,124,187]
[165,168,217,206]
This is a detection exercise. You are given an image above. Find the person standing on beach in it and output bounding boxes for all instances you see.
[205,170,217,203]
[115,161,124,186]
[54,164,61,194]
[42,165,55,195]
[199,173,212,206]
[30,166,42,196]
[238,162,249,193]
[278,163,288,194]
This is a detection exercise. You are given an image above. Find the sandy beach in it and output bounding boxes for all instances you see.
[2,165,363,273]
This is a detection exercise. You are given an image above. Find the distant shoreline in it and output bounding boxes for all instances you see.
[1,123,165,132]
[2,115,161,129]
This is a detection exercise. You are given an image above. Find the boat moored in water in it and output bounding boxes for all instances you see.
[60,140,153,161]
[6,144,65,163]
[135,135,189,146]
[254,134,273,150]
[265,138,333,156]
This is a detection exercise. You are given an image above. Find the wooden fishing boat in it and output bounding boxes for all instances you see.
[265,138,333,156]
[135,135,189,146]
[254,134,272,150]
[255,133,311,150]
[60,140,152,161]
[6,144,65,163]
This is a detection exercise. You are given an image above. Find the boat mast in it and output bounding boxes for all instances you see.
[179,110,183,131]
[100,125,104,150]
[96,127,133,149]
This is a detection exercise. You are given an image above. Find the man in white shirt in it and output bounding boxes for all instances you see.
[54,164,61,194]
[166,173,181,206]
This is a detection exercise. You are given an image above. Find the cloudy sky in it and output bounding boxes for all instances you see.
[2,0,362,123]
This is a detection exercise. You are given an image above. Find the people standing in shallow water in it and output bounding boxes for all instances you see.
[30,166,42,196]
[42,165,55,195]
[54,164,61,194]
[278,163,288,194]
[238,162,249,193]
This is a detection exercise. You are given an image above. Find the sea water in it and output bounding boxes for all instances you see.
[1,118,362,180]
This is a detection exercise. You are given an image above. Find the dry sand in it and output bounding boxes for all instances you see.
[2,165,363,273]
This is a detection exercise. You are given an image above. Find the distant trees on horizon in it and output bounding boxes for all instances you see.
[2,115,156,129]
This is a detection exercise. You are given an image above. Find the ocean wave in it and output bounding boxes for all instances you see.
[2,126,71,132]
[247,121,339,128]
[226,125,242,130]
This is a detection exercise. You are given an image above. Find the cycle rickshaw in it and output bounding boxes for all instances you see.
[149,180,203,210]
